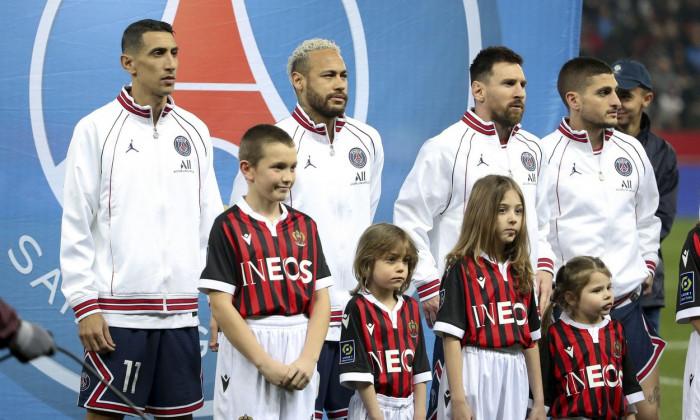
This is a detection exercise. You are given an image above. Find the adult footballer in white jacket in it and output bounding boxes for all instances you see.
[394,46,554,420]
[226,39,383,420]
[541,56,662,420]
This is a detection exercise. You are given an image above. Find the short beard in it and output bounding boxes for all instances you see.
[492,104,524,129]
[305,87,346,120]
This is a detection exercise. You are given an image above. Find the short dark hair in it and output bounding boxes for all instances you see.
[557,57,613,106]
[469,46,523,83]
[122,19,174,54]
[238,124,295,167]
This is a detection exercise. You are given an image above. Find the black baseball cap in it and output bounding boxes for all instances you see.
[611,59,652,91]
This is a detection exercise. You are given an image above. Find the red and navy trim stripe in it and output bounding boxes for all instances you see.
[417,279,440,299]
[117,87,174,119]
[72,297,198,319]
[292,104,346,136]
[330,310,344,325]
[557,117,614,144]
[461,110,496,136]
[537,258,554,272]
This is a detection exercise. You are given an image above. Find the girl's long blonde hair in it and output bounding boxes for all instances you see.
[444,175,533,294]
[351,223,418,297]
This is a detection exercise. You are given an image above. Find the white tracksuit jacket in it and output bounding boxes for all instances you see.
[230,104,383,340]
[60,87,223,329]
[541,118,660,302]
[394,109,554,302]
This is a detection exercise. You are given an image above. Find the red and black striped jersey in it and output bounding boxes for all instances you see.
[433,254,540,349]
[541,313,643,420]
[676,226,700,324]
[199,200,332,317]
[338,293,431,398]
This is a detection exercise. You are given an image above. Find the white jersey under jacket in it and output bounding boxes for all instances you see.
[230,104,383,340]
[394,109,554,302]
[541,118,660,301]
[60,87,223,329]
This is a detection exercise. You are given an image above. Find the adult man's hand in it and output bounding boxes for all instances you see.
[422,295,440,328]
[536,270,554,313]
[78,313,115,353]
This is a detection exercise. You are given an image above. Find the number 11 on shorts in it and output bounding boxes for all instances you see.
[123,360,142,394]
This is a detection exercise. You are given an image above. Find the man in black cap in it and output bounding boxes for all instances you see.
[612,58,679,335]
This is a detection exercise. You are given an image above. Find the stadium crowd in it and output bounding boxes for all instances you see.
[581,0,700,129]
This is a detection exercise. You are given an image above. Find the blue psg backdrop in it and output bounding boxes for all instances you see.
[0,1,581,418]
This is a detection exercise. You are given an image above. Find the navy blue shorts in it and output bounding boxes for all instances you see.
[427,336,444,420]
[314,340,354,419]
[78,326,203,417]
[611,298,666,382]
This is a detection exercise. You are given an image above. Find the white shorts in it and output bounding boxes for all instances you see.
[684,331,700,420]
[213,315,318,420]
[348,391,414,420]
[437,345,528,420]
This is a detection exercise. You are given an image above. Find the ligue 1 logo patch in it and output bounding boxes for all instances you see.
[408,319,419,338]
[680,271,695,305]
[292,230,306,247]
[614,157,632,176]
[520,152,536,171]
[439,289,445,310]
[339,340,355,364]
[173,136,191,156]
[348,147,367,168]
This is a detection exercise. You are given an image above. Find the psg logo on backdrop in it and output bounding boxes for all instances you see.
[174,136,191,156]
[520,152,536,171]
[614,157,632,176]
[348,147,367,168]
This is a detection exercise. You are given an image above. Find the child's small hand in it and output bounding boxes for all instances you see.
[208,316,219,352]
[282,355,316,390]
[259,358,290,387]
[626,414,636,420]
[413,410,426,420]
[526,402,547,420]
[451,400,473,420]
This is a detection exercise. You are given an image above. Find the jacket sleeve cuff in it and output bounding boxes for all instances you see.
[537,258,554,273]
[645,260,656,274]
[416,279,441,301]
[72,298,101,321]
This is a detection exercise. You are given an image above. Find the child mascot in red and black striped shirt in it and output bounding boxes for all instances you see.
[200,124,332,420]
[339,223,431,420]
[433,174,546,420]
[540,256,643,419]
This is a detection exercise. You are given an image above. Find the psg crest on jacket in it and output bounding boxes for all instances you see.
[174,136,191,156]
[348,147,367,168]
[614,157,632,176]
[521,152,536,171]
